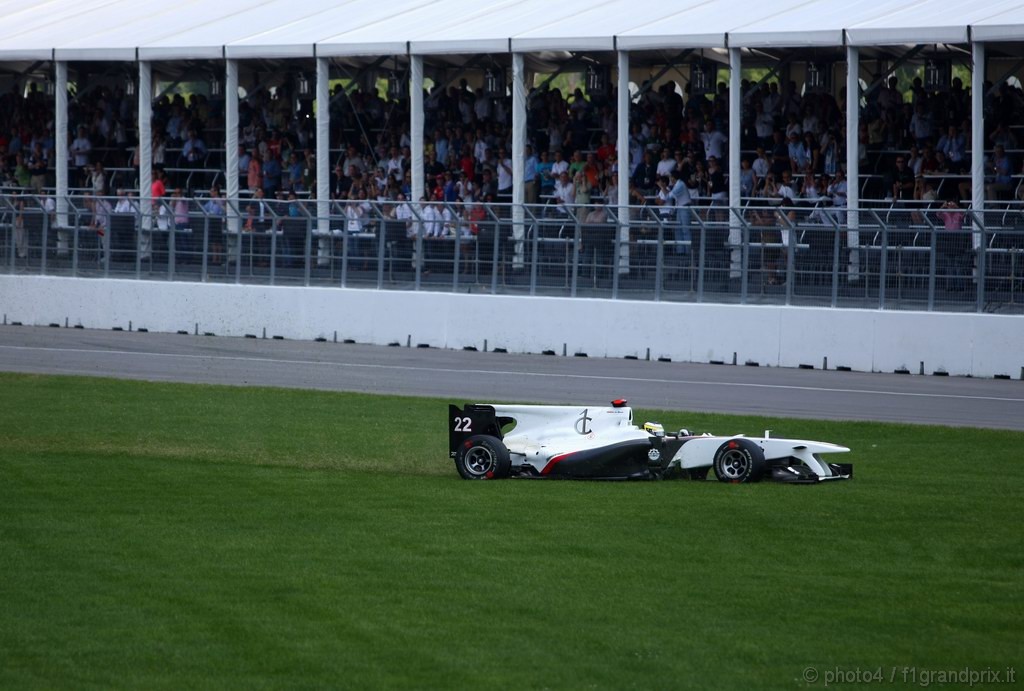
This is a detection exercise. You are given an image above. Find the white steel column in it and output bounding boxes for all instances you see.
[846,45,860,281]
[225,59,239,235]
[55,61,68,227]
[617,50,630,273]
[410,55,424,202]
[138,61,152,229]
[971,41,985,248]
[511,52,526,270]
[728,48,742,280]
[728,48,741,209]
[316,56,330,234]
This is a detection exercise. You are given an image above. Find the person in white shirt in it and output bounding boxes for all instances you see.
[827,168,859,283]
[496,149,513,199]
[473,88,492,122]
[655,149,676,178]
[553,172,575,213]
[421,202,443,238]
[473,136,489,167]
[700,121,727,162]
[753,102,775,146]
[751,147,770,190]
[385,147,404,179]
[70,126,92,186]
[550,151,569,178]
[668,169,692,255]
[776,170,797,201]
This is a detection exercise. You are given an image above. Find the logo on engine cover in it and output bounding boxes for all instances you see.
[575,409,592,435]
[647,448,661,461]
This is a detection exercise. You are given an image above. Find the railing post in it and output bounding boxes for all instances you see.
[376,211,386,290]
[72,210,80,277]
[201,217,209,283]
[831,219,841,308]
[303,218,312,287]
[168,206,176,282]
[490,213,500,294]
[234,212,243,286]
[927,225,937,312]
[697,214,706,303]
[103,206,111,278]
[452,207,462,293]
[609,215,619,299]
[572,218,582,298]
[529,212,540,296]
[879,222,888,309]
[977,223,987,312]
[413,216,422,292]
[785,220,795,306]
[740,211,749,304]
[40,208,49,276]
[135,207,143,280]
[339,224,347,289]
[654,216,664,302]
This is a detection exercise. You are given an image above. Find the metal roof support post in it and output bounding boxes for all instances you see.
[410,54,425,205]
[617,49,630,280]
[971,41,985,313]
[512,52,526,271]
[728,47,741,210]
[846,45,860,284]
[316,56,330,236]
[225,59,240,238]
[55,61,68,229]
[728,47,741,283]
[138,61,152,231]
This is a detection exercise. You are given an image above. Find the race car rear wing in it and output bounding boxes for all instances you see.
[448,404,504,458]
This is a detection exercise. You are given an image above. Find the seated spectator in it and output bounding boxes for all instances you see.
[776,170,797,201]
[888,155,915,202]
[986,145,1013,199]
[936,126,966,174]
[180,130,207,167]
[553,172,575,213]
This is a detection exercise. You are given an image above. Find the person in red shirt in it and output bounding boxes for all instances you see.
[595,133,615,162]
[150,168,166,200]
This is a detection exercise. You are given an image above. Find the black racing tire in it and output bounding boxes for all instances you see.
[713,438,766,483]
[455,435,512,480]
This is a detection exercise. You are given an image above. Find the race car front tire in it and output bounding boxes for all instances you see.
[712,438,766,483]
[455,435,512,480]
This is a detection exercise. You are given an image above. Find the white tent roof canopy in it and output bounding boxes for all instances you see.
[1,0,1023,63]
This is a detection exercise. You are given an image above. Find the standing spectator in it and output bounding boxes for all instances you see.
[262,154,282,197]
[70,125,92,187]
[701,119,727,163]
[27,143,48,193]
[936,125,966,173]
[89,162,107,197]
[669,168,692,255]
[247,151,263,192]
[537,150,554,198]
[523,145,538,205]
[237,145,251,190]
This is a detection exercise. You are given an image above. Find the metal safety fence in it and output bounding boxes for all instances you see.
[1,193,1022,314]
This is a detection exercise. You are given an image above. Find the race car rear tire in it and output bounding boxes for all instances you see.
[455,435,512,480]
[713,438,766,483]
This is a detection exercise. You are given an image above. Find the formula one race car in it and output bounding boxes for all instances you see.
[448,401,852,483]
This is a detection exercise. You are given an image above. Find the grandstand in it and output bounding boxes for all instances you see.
[1,0,1024,313]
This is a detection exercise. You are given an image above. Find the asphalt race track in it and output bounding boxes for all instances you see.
[1,325,1022,431]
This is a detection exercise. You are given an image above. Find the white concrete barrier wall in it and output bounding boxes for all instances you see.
[2,275,1022,379]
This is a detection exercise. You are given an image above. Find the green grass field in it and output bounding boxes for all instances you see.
[1,373,1021,690]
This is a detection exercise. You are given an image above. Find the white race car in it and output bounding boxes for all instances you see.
[448,400,852,483]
